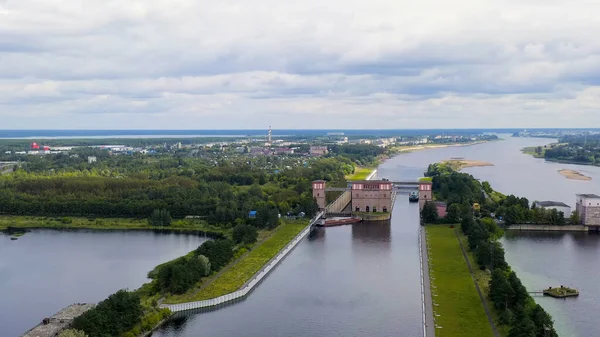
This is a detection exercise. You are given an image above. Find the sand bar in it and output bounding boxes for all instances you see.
[442,159,494,171]
[558,169,591,181]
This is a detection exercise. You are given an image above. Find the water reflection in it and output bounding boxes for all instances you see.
[352,220,392,249]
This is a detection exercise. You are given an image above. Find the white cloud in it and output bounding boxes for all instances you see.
[1,0,600,128]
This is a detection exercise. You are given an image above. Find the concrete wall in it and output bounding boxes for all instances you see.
[507,224,589,232]
[326,190,352,213]
[582,206,600,226]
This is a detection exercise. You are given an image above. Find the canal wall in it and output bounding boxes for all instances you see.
[163,212,323,313]
[365,169,377,181]
[507,224,589,232]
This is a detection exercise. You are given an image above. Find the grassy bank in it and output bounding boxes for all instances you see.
[426,225,495,337]
[0,215,229,236]
[163,220,309,304]
[345,167,374,181]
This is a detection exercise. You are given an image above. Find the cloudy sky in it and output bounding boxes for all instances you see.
[1,0,600,129]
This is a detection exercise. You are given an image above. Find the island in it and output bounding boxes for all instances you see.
[558,169,592,181]
[441,159,494,171]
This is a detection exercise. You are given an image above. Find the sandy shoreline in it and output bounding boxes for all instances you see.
[441,159,494,170]
[558,169,591,181]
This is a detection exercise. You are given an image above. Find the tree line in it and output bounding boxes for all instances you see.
[423,163,575,226]
[425,163,558,336]
[461,215,558,337]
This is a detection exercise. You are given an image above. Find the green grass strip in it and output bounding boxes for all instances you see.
[426,225,495,337]
[346,167,374,181]
[166,221,308,303]
[0,215,228,235]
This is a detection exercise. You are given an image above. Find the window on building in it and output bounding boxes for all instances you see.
[366,206,370,212]
[373,207,377,212]
[383,206,388,212]
[355,206,360,212]
[317,193,320,197]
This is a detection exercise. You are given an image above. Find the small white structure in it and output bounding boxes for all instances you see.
[534,201,571,216]
[87,156,97,164]
[576,194,600,226]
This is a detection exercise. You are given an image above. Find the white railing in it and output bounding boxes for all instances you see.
[164,212,323,312]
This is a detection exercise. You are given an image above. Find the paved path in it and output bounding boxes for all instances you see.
[419,227,435,337]
[454,229,500,337]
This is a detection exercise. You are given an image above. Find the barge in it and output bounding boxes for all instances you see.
[319,217,362,227]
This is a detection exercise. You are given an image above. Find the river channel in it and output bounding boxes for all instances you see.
[155,136,599,337]
[4,136,597,337]
[1,229,209,337]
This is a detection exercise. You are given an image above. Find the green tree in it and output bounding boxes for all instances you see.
[489,269,514,312]
[530,304,558,337]
[232,224,258,245]
[148,209,172,226]
[72,290,142,337]
[445,203,461,223]
[421,201,438,223]
[570,210,580,225]
[58,330,88,337]
[508,307,536,337]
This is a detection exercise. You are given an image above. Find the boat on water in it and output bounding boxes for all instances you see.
[319,217,362,227]
[409,191,419,202]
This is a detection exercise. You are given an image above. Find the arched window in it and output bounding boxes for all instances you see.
[366,206,370,212]
[355,206,360,212]
[373,207,377,212]
[383,206,388,212]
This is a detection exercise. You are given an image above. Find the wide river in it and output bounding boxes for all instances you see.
[4,136,598,337]
[1,230,209,337]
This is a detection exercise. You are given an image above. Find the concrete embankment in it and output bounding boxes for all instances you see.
[365,169,377,181]
[506,224,589,232]
[163,212,323,313]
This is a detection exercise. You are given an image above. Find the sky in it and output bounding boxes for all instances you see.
[1,0,600,129]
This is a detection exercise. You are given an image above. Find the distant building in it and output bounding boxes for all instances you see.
[87,156,97,164]
[576,194,600,226]
[248,210,257,218]
[310,146,328,156]
[4,150,11,154]
[534,201,571,215]
[273,148,294,155]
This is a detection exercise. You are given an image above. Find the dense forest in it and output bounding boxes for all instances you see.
[0,154,355,223]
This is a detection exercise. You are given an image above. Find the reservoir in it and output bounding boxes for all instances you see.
[4,136,598,337]
[0,229,209,337]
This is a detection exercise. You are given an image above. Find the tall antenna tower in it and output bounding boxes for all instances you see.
[268,126,272,144]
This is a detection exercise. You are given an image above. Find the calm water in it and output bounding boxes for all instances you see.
[156,136,600,337]
[153,169,425,337]
[4,136,597,337]
[379,136,600,337]
[0,230,208,337]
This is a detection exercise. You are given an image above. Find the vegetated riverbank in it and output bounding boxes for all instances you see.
[345,166,375,180]
[423,163,559,337]
[162,220,309,304]
[0,215,229,236]
[558,169,591,181]
[426,225,496,337]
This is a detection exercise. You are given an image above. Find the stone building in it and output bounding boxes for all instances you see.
[351,180,392,213]
[576,194,600,226]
